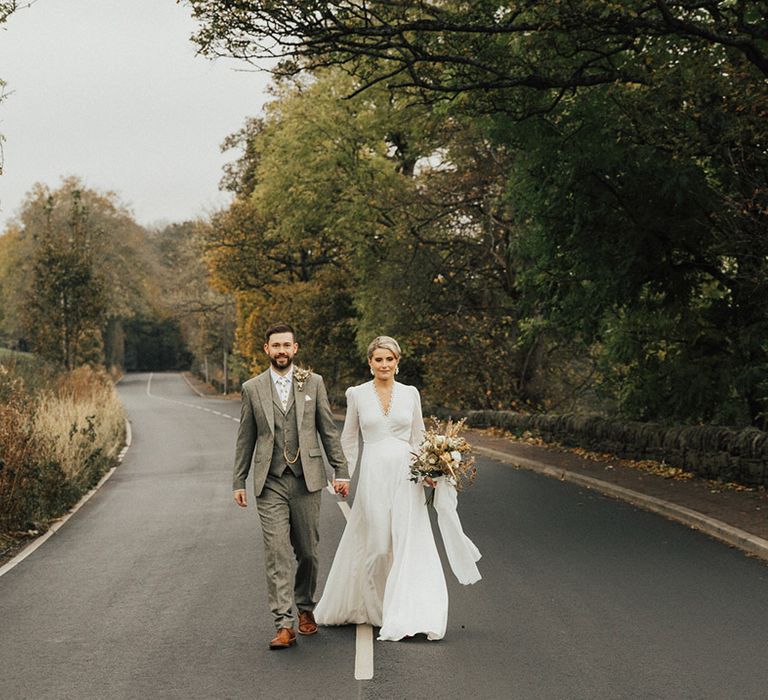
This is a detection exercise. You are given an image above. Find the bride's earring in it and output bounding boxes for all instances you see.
[395,365,400,375]
[370,367,375,376]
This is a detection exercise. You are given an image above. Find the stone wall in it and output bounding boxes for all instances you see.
[465,411,768,488]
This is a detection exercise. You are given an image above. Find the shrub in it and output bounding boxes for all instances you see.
[33,366,125,485]
[0,362,125,535]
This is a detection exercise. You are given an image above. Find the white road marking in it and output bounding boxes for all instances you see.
[326,482,371,679]
[145,373,239,422]
[355,624,374,680]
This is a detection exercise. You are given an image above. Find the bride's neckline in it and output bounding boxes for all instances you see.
[371,380,397,417]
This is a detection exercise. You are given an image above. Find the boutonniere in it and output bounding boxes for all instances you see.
[293,366,313,391]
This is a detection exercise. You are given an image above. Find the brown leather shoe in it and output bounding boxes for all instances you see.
[269,627,297,650]
[297,610,318,636]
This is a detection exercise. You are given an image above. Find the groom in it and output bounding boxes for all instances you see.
[233,323,350,650]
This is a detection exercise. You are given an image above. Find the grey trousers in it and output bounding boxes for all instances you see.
[256,471,321,629]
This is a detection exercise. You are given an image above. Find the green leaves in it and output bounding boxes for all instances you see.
[193,0,768,425]
[24,186,108,369]
[1,178,171,370]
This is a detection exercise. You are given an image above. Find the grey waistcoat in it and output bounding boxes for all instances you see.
[269,379,303,478]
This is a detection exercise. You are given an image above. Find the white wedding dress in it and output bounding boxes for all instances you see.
[315,381,481,641]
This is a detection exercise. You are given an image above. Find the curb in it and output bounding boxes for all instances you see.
[180,372,238,401]
[475,445,768,563]
[0,417,133,579]
[181,371,207,398]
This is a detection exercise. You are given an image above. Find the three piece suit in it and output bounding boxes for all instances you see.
[233,368,349,629]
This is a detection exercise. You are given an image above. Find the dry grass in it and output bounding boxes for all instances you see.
[33,366,126,481]
[1,363,127,536]
[0,371,45,530]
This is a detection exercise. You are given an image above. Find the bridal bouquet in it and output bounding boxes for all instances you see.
[410,418,477,498]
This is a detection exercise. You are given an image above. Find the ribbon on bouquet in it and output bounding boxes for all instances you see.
[433,478,482,585]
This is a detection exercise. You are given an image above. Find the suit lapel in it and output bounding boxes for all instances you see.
[294,379,304,429]
[256,371,275,434]
[270,379,285,415]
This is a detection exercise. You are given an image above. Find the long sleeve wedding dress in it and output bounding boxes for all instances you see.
[314,381,481,641]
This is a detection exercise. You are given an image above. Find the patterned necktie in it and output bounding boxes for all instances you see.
[276,375,289,410]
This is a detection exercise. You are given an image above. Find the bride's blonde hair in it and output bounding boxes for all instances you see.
[367,336,401,359]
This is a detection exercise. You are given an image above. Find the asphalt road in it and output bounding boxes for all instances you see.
[1,372,767,700]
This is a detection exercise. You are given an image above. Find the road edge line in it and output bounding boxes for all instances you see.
[475,445,768,563]
[0,416,133,579]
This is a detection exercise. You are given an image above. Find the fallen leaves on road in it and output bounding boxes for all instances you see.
[569,448,696,482]
[474,427,756,492]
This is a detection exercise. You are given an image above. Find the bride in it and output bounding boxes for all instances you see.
[315,336,481,641]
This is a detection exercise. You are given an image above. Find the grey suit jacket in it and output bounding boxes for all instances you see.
[232,369,349,496]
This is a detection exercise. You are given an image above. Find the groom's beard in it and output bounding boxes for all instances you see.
[270,355,293,371]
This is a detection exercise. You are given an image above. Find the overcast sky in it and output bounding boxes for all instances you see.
[0,0,270,232]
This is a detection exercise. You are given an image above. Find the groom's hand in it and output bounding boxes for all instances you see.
[332,480,349,498]
[233,489,248,508]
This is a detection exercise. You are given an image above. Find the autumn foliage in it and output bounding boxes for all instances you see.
[0,358,125,540]
[198,1,768,427]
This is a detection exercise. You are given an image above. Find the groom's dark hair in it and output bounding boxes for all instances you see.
[264,323,296,343]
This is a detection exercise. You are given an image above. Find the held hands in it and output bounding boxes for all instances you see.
[235,483,348,503]
[332,480,350,498]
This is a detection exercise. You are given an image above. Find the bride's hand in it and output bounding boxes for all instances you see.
[425,477,436,488]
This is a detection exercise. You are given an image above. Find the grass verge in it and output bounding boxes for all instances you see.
[0,360,126,563]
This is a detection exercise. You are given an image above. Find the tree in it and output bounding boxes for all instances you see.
[187,1,768,99]
[506,55,768,425]
[0,1,17,24]
[208,71,564,407]
[193,2,768,424]
[25,187,108,368]
[123,314,192,371]
[2,178,163,369]
[0,225,27,348]
[149,220,235,380]
[205,72,391,385]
